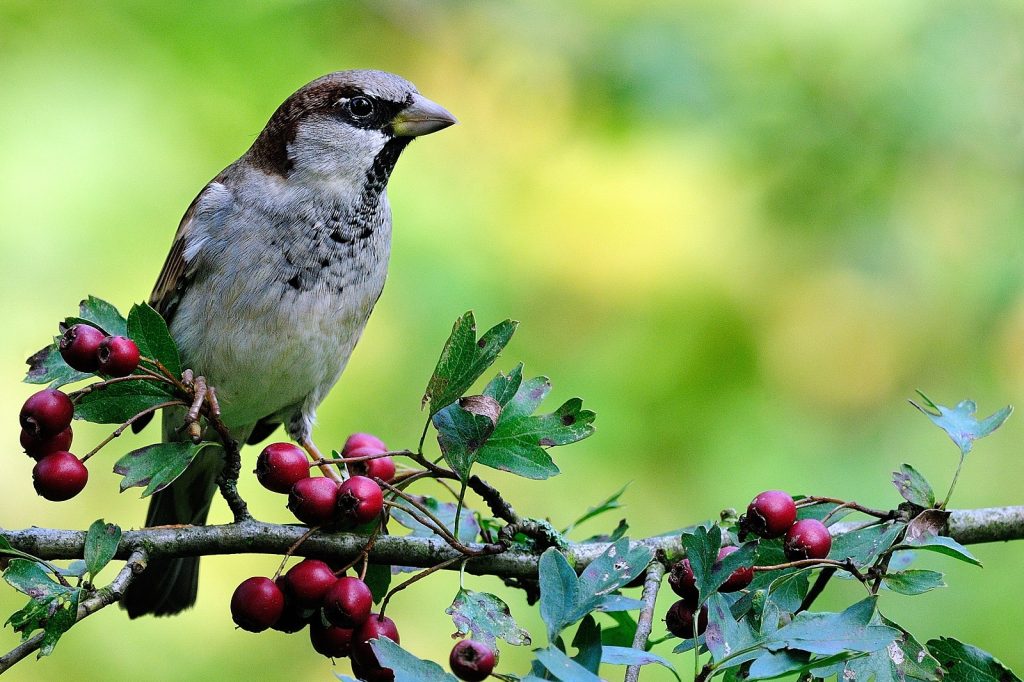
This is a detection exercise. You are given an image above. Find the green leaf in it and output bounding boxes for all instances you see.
[764,597,898,655]
[564,484,629,535]
[423,312,518,417]
[600,611,638,649]
[364,563,392,604]
[814,615,942,682]
[828,523,904,568]
[483,363,524,406]
[433,395,500,480]
[369,636,458,681]
[896,534,982,567]
[571,615,603,673]
[389,495,480,545]
[77,296,128,336]
[3,559,62,599]
[602,646,681,681]
[881,569,945,595]
[84,520,121,581]
[446,589,531,648]
[3,559,81,658]
[113,441,217,497]
[127,302,181,377]
[705,592,762,666]
[910,393,1013,457]
[473,372,595,480]
[749,650,855,681]
[74,379,176,424]
[680,526,757,604]
[24,341,91,387]
[893,463,936,508]
[927,637,1021,682]
[534,646,604,682]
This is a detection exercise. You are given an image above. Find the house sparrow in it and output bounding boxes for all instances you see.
[121,70,456,618]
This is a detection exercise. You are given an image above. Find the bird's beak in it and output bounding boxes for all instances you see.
[391,94,457,137]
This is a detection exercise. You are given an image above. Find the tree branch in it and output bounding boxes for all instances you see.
[625,560,666,682]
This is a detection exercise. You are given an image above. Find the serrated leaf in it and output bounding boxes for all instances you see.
[74,379,176,424]
[881,569,945,595]
[390,495,480,545]
[927,637,1021,682]
[680,526,757,604]
[896,534,982,567]
[113,441,217,497]
[564,484,629,535]
[764,597,898,655]
[828,523,904,568]
[6,589,80,658]
[77,296,128,336]
[433,395,500,480]
[127,302,181,377]
[893,464,936,508]
[369,636,458,681]
[602,646,682,681]
[910,393,1012,457]
[814,615,942,682]
[84,520,121,581]
[423,313,518,417]
[534,646,603,682]
[483,363,524,406]
[446,589,531,648]
[24,342,91,387]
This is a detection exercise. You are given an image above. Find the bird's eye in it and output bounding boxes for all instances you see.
[348,96,375,119]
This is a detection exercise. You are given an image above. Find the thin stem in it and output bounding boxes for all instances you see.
[796,566,836,614]
[67,373,172,401]
[272,526,320,580]
[80,400,185,461]
[379,555,464,618]
[941,454,967,510]
[417,418,430,457]
[795,496,892,520]
[381,500,459,549]
[453,479,469,543]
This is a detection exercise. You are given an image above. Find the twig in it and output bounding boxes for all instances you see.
[467,475,519,524]
[80,400,185,462]
[624,560,665,682]
[795,497,893,520]
[378,556,465,618]
[272,526,320,580]
[796,566,836,614]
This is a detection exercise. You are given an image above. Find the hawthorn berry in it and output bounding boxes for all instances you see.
[343,432,386,456]
[20,389,74,437]
[309,620,355,658]
[323,576,373,628]
[336,475,384,525]
[287,477,339,525]
[449,640,497,682]
[744,490,798,539]
[716,546,753,592]
[784,518,832,561]
[32,452,88,501]
[352,613,399,670]
[271,577,313,634]
[20,426,72,460]
[665,599,708,638]
[346,447,396,483]
[97,335,140,377]
[282,559,337,608]
[667,559,697,601]
[58,324,106,372]
[255,442,310,493]
[230,577,284,632]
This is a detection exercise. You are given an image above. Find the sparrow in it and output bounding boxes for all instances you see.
[121,70,456,618]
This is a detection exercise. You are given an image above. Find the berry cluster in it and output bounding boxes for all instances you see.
[60,323,140,377]
[664,490,833,638]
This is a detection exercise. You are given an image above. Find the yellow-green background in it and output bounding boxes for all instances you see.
[1,2,1022,680]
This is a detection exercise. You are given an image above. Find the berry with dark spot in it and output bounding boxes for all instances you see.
[20,426,72,460]
[784,518,832,561]
[449,639,497,681]
[283,559,337,608]
[32,451,88,501]
[287,477,339,526]
[20,389,74,437]
[323,576,373,628]
[352,613,399,671]
[716,546,754,592]
[336,475,384,525]
[255,442,310,493]
[743,490,798,539]
[665,599,708,638]
[97,336,140,377]
[667,559,697,601]
[230,577,284,632]
[310,620,355,658]
[58,324,106,372]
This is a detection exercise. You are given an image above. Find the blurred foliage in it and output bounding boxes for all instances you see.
[1,1,1022,680]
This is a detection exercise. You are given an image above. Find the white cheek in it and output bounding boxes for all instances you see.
[289,118,388,186]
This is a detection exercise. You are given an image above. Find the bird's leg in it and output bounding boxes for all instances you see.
[301,437,345,483]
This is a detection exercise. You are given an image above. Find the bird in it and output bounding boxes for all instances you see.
[121,70,456,618]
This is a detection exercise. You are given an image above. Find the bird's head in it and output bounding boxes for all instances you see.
[247,70,456,190]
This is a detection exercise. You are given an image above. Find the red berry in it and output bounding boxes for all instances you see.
[20,389,74,437]
[346,447,396,483]
[20,426,72,460]
[97,336,140,377]
[352,613,400,670]
[449,640,497,682]
[324,576,373,628]
[32,452,88,501]
[784,518,832,561]
[58,324,106,372]
[665,599,708,638]
[230,576,284,632]
[255,442,310,493]
[271,577,313,634]
[310,620,355,657]
[282,559,337,608]
[667,559,697,601]
[744,490,798,539]
[343,432,386,456]
[287,477,339,525]
[716,546,753,592]
[336,475,384,525]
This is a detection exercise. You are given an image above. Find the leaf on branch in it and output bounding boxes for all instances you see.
[84,519,121,582]
[571,614,603,673]
[881,570,945,596]
[423,312,518,417]
[705,592,763,667]
[533,645,604,682]
[368,636,458,681]
[828,523,904,569]
[893,463,936,508]
[364,563,392,604]
[76,295,128,336]
[764,597,898,655]
[74,380,176,424]
[749,650,855,681]
[113,441,218,497]
[472,369,596,480]
[811,614,942,682]
[446,588,531,648]
[564,484,629,535]
[895,527,982,567]
[3,559,81,657]
[127,302,182,377]
[602,646,682,681]
[927,637,1022,682]
[680,526,758,603]
[24,341,91,388]
[433,395,500,480]
[600,611,638,649]
[910,393,1012,457]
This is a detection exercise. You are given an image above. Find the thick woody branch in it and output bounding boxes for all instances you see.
[1,506,1020,582]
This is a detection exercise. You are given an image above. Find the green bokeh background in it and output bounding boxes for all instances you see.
[1,2,1022,680]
